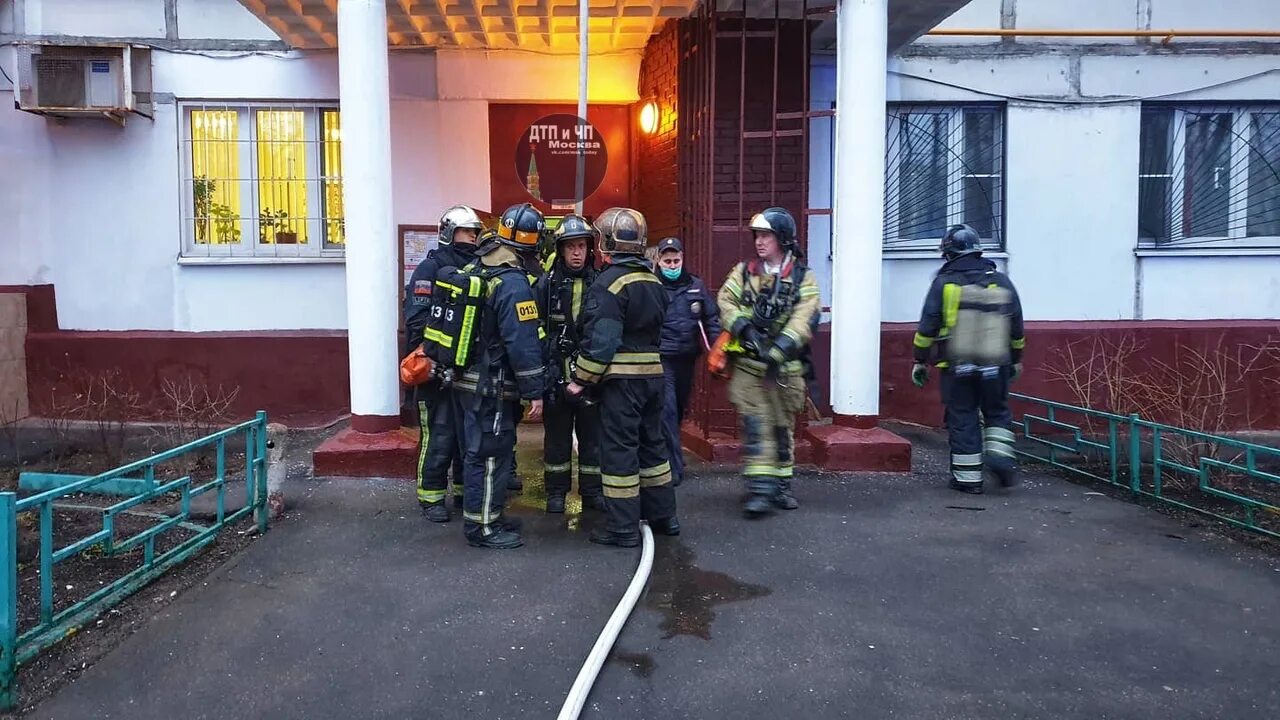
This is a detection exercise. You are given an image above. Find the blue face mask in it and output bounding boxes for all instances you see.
[661,267,682,281]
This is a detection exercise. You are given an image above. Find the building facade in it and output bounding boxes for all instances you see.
[1,0,1278,450]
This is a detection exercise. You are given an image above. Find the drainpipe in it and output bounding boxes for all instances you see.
[927,29,1280,46]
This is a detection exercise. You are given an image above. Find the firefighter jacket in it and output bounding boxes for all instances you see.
[913,253,1025,368]
[717,256,821,376]
[572,256,667,385]
[454,246,547,401]
[535,260,598,386]
[403,244,476,353]
[659,270,722,358]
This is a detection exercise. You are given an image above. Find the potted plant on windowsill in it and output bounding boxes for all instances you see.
[259,208,298,244]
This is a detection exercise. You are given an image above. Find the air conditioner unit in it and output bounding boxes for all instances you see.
[15,44,154,124]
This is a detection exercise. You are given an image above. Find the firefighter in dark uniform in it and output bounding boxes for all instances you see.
[535,215,605,514]
[717,208,821,518]
[911,223,1025,494]
[454,203,547,549]
[654,237,721,486]
[404,205,482,522]
[566,207,679,546]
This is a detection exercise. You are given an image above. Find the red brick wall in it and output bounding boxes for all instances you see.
[633,20,681,242]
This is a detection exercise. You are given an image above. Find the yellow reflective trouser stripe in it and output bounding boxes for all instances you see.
[744,464,775,477]
[913,332,935,349]
[942,283,960,331]
[1011,337,1026,350]
[462,458,498,532]
[577,357,608,374]
[639,461,671,478]
[604,486,640,499]
[984,427,1017,458]
[544,461,572,473]
[602,473,640,488]
[578,465,601,475]
[640,462,672,488]
[613,352,661,364]
[416,400,433,502]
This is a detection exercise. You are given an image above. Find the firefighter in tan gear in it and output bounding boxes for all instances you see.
[716,207,821,518]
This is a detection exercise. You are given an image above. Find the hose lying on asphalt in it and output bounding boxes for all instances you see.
[556,521,655,720]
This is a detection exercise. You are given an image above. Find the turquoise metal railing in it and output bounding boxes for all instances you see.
[1012,394,1280,539]
[0,411,269,709]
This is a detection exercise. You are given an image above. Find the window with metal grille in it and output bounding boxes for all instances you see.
[884,103,1005,252]
[180,102,344,259]
[1139,104,1280,249]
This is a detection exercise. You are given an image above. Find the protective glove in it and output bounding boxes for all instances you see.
[740,325,767,357]
[911,363,929,388]
[764,345,787,385]
[1011,363,1023,382]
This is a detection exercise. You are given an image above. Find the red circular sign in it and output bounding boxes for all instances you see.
[514,114,609,208]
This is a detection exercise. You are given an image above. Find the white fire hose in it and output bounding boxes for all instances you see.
[556,521,655,720]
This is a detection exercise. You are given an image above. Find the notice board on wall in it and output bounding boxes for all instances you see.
[488,103,631,218]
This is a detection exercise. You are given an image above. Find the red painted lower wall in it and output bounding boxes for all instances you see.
[25,330,351,427]
[14,283,1279,435]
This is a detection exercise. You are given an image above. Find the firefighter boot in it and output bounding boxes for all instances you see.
[588,527,640,547]
[649,517,681,536]
[987,455,1020,488]
[772,478,799,510]
[546,494,567,514]
[743,493,774,518]
[466,527,524,550]
[420,503,450,523]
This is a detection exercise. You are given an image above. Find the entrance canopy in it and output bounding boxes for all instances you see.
[237,0,973,53]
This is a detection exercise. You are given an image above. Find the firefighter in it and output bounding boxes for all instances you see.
[404,205,482,522]
[911,224,1025,494]
[717,207,821,518]
[654,237,721,486]
[566,207,679,546]
[535,214,605,514]
[453,203,547,549]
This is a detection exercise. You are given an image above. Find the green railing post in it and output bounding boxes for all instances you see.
[254,411,269,534]
[1128,414,1142,494]
[0,493,17,711]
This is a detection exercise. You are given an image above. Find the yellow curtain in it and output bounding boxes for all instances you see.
[322,110,345,246]
[191,109,241,244]
[256,110,308,244]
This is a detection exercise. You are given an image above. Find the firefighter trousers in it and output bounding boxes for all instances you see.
[543,396,603,499]
[599,377,676,534]
[940,367,1017,487]
[456,391,520,538]
[728,366,806,499]
[660,356,697,486]
[416,384,464,506]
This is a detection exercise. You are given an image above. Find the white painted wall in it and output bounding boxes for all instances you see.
[0,0,639,332]
[807,0,1280,323]
[34,0,167,38]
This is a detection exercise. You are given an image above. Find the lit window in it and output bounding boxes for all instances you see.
[883,104,1005,252]
[182,102,344,259]
[1139,104,1280,248]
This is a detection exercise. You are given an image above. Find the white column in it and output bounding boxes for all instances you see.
[337,0,399,432]
[830,0,888,420]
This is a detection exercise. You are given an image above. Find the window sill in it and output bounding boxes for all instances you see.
[1135,247,1280,258]
[882,250,1009,260]
[177,255,346,266]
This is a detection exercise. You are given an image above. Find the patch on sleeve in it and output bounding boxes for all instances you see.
[515,300,540,322]
[413,280,433,296]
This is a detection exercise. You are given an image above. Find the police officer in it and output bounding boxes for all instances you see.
[716,207,820,518]
[654,237,721,487]
[454,203,547,549]
[566,207,679,546]
[535,215,604,514]
[404,205,482,522]
[911,224,1025,494]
